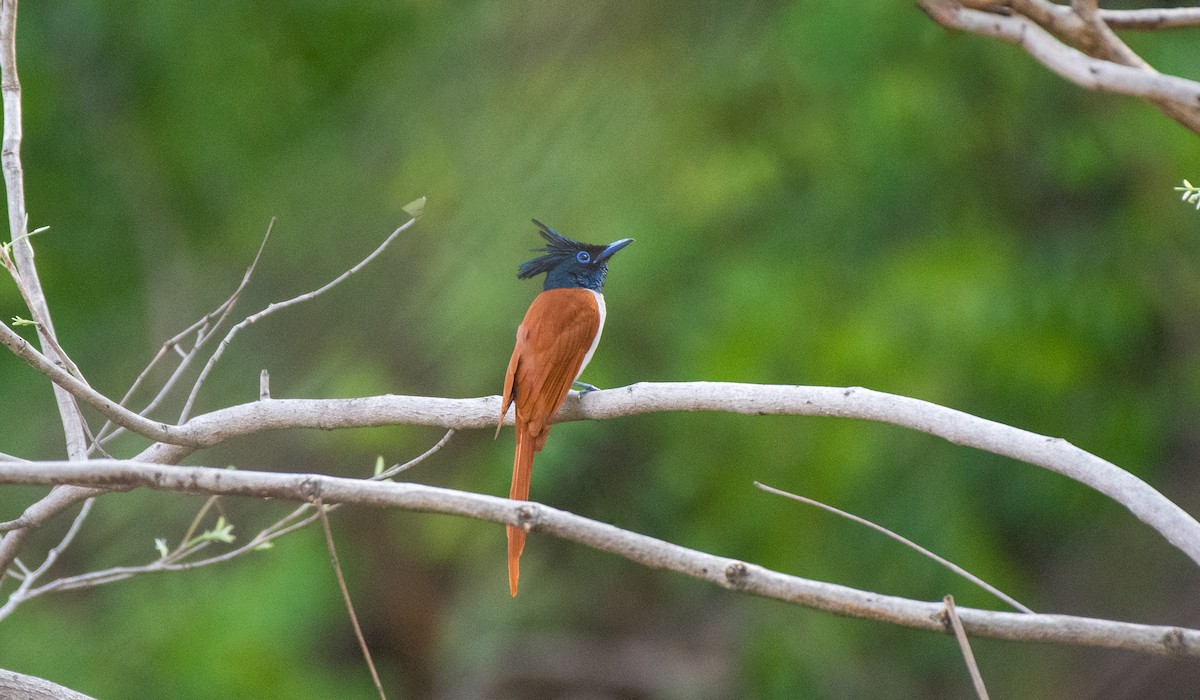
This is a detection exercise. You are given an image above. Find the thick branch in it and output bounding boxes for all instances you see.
[118,383,1200,569]
[2,383,1196,585]
[0,458,1196,658]
[0,669,95,700]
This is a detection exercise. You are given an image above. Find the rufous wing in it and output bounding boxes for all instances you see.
[503,288,602,596]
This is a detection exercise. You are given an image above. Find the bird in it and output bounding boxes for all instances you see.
[496,219,633,597]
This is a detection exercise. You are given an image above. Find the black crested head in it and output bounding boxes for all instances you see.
[517,219,633,292]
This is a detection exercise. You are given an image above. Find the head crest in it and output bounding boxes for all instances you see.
[517,220,603,279]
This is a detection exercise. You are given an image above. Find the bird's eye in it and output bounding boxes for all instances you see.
[575,251,591,264]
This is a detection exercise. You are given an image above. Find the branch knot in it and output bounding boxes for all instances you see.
[299,475,323,503]
[515,503,540,532]
[724,561,750,589]
[1163,627,1189,656]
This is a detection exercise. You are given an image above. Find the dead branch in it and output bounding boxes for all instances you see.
[0,458,1196,659]
[129,383,1200,570]
[920,1,1200,135]
[0,382,1195,582]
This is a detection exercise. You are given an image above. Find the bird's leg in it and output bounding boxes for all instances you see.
[572,381,600,394]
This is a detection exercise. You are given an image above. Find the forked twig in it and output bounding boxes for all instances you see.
[0,429,455,618]
[91,219,276,451]
[174,496,220,557]
[920,1,1200,135]
[754,482,1033,614]
[0,498,92,618]
[178,214,420,422]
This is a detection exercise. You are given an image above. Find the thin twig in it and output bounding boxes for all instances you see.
[754,482,1033,614]
[0,431,457,617]
[0,498,92,618]
[26,498,93,582]
[316,498,386,700]
[92,219,276,451]
[944,595,990,700]
[378,429,455,480]
[178,215,419,422]
[175,496,219,556]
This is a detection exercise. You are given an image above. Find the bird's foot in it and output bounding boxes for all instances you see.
[572,381,600,395]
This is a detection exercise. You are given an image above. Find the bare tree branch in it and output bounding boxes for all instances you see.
[920,1,1200,135]
[1074,6,1200,31]
[1,382,1193,573]
[0,458,1196,658]
[0,499,92,614]
[0,429,456,615]
[0,213,418,447]
[0,0,88,457]
[0,669,96,700]
[132,382,1200,569]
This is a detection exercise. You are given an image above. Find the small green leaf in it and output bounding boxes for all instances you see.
[154,538,169,559]
[253,541,274,551]
[11,316,36,327]
[1175,180,1200,210]
[374,455,385,477]
[402,195,427,219]
[189,516,236,546]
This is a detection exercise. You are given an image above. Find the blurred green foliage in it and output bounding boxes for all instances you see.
[0,1,1199,698]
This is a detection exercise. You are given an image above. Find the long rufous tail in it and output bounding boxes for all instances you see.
[507,424,535,596]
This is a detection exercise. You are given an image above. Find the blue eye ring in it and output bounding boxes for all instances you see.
[575,250,591,264]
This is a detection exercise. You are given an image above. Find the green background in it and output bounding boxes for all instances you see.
[1,2,1199,697]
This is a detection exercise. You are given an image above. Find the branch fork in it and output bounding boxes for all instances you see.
[921,0,1200,135]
